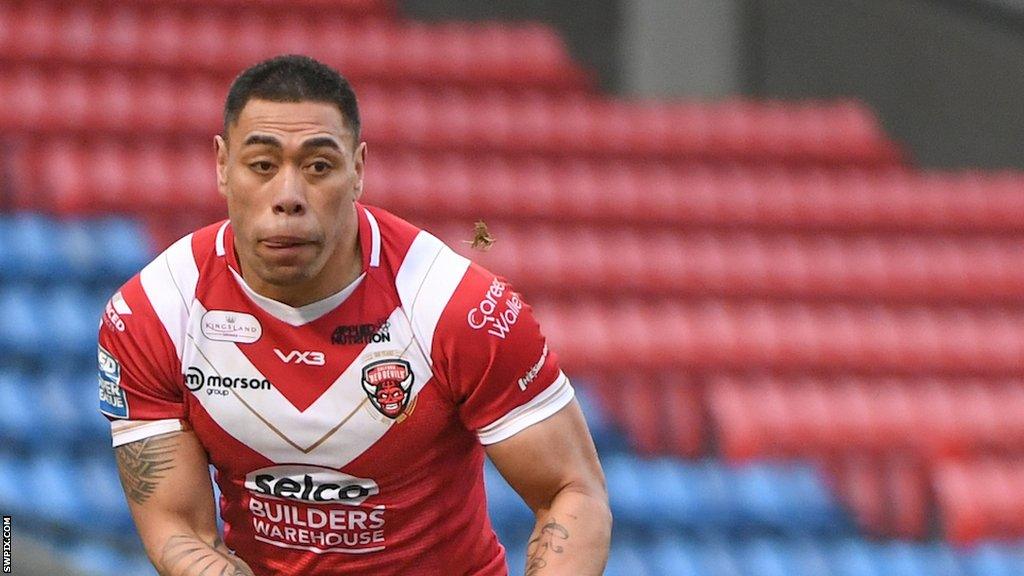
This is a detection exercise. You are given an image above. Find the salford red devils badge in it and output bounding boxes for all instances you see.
[361,359,414,419]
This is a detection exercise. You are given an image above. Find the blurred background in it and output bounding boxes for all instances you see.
[1,0,1024,574]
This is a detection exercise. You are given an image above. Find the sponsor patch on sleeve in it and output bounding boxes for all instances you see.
[98,345,129,419]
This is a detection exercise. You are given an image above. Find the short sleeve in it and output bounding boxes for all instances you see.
[432,263,574,445]
[97,276,186,445]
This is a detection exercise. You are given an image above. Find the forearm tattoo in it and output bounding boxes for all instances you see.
[160,534,255,576]
[114,433,179,505]
[525,518,570,576]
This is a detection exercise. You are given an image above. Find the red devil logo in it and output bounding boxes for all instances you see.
[361,359,414,419]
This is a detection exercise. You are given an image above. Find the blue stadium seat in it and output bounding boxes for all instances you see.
[0,369,37,447]
[829,539,882,576]
[696,532,743,576]
[3,214,61,280]
[788,536,834,576]
[93,217,152,282]
[573,382,628,453]
[0,286,43,356]
[45,286,99,357]
[648,529,704,576]
[0,451,24,517]
[603,455,649,527]
[26,452,85,524]
[80,456,134,532]
[57,220,105,281]
[961,541,1024,576]
[739,536,793,576]
[67,540,157,576]
[606,531,652,576]
[35,370,83,446]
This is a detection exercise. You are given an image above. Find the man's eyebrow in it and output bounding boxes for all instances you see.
[300,137,342,152]
[242,134,283,148]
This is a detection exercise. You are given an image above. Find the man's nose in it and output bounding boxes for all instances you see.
[272,166,307,216]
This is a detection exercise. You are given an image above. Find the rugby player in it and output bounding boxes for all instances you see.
[97,55,611,575]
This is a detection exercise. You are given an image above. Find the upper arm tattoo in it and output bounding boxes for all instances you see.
[115,433,180,505]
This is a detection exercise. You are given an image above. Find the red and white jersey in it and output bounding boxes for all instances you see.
[97,203,573,575]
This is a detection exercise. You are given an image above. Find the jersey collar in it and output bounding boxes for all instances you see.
[214,204,380,326]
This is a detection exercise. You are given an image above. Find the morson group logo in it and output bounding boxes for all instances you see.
[361,359,414,419]
[183,366,272,396]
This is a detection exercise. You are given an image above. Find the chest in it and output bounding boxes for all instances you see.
[179,293,452,473]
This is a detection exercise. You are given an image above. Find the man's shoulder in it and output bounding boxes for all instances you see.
[101,220,224,341]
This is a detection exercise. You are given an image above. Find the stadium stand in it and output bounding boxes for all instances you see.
[1,1,1023,574]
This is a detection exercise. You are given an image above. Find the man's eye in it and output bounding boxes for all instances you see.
[251,161,274,173]
[309,161,332,174]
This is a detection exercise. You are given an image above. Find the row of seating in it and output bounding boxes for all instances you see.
[0,451,129,532]
[534,299,1024,375]
[934,458,1024,544]
[827,454,931,539]
[431,222,1024,303]
[0,368,109,450]
[0,286,108,359]
[12,139,1021,233]
[708,376,1024,460]
[0,214,150,282]
[63,530,1024,576]
[0,69,900,164]
[587,534,1024,576]
[0,5,581,91]
[487,457,850,535]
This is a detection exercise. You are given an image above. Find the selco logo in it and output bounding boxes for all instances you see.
[467,277,523,339]
[201,311,262,344]
[184,366,272,396]
[245,465,379,505]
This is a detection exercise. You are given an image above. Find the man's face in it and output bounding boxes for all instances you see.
[215,99,366,290]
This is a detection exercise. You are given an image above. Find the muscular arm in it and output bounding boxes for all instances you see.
[115,430,256,576]
[485,399,612,575]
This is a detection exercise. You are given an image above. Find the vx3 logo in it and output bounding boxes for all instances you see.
[273,349,326,366]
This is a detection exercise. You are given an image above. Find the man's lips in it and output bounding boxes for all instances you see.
[260,236,314,249]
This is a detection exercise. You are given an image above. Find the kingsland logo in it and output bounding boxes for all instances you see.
[273,349,326,366]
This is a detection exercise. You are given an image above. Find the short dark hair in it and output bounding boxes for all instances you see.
[223,54,361,143]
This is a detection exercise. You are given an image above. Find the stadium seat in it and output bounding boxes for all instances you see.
[933,458,1024,544]
[709,376,1024,461]
[425,222,1024,303]
[0,6,584,91]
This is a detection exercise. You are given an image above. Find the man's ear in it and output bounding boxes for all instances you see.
[353,141,367,201]
[214,135,229,198]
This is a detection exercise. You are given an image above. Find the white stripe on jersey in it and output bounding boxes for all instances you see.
[364,208,382,267]
[111,418,184,447]
[215,221,229,256]
[140,234,199,359]
[395,231,471,360]
[476,371,575,445]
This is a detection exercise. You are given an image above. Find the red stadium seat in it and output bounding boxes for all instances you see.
[0,2,584,92]
[0,61,907,166]
[933,458,1024,544]
[709,375,1024,462]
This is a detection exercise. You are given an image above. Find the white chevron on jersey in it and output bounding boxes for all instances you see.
[178,230,468,467]
[183,304,431,467]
